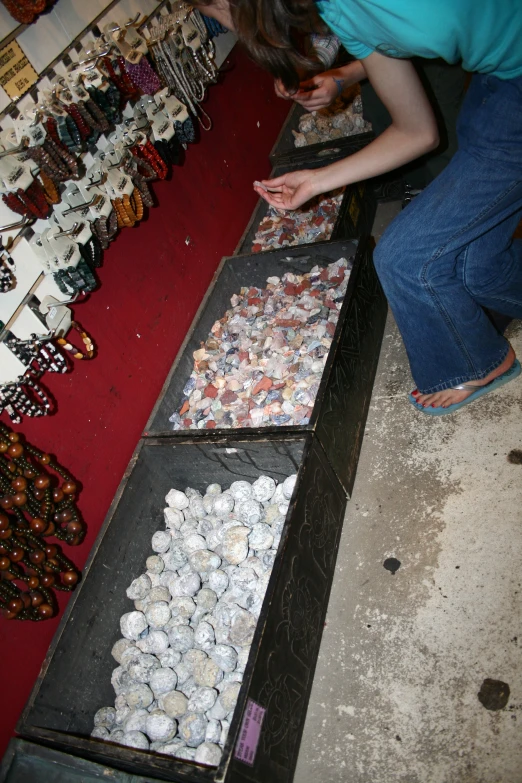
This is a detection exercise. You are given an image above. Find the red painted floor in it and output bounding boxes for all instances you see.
[0,48,289,758]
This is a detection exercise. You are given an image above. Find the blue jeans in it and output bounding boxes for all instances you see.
[373,73,522,394]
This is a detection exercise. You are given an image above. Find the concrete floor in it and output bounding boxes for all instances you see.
[295,203,522,783]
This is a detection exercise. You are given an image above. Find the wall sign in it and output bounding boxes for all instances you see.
[0,40,38,101]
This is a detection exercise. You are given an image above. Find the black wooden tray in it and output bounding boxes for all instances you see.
[144,239,387,496]
[18,435,347,783]
[234,154,375,257]
[0,738,152,782]
[269,101,374,165]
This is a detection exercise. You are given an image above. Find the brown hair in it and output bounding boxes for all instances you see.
[199,0,327,91]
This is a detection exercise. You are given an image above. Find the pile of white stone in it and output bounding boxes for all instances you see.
[91,473,296,766]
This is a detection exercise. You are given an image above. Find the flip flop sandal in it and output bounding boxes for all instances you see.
[409,359,521,416]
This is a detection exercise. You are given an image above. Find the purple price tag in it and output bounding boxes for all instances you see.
[234,698,266,766]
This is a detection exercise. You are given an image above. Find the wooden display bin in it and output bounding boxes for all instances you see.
[234,153,375,257]
[18,436,347,783]
[144,239,387,496]
[269,101,374,165]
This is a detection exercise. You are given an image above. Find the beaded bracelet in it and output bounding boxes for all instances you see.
[56,321,94,360]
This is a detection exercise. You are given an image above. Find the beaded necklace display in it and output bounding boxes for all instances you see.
[0,423,83,621]
[0,244,16,293]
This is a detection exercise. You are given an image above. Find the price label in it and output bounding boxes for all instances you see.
[0,41,38,101]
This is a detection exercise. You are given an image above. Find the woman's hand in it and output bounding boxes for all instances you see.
[253,170,319,211]
[293,73,343,110]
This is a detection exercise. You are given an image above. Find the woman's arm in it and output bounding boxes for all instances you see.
[257,53,439,210]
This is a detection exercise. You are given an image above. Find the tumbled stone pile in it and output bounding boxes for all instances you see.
[92,475,296,766]
[169,258,352,430]
[292,92,372,148]
[252,189,345,252]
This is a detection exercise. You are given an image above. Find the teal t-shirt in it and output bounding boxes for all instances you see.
[316,0,522,79]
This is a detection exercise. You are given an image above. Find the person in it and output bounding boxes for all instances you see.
[275,41,467,200]
[197,0,522,415]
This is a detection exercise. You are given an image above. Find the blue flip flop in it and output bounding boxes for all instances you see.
[409,359,521,416]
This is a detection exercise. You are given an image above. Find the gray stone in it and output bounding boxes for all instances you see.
[252,475,276,502]
[157,649,181,669]
[165,489,189,509]
[183,533,207,556]
[210,644,238,673]
[91,726,110,740]
[111,639,134,664]
[121,731,149,750]
[236,499,263,527]
[160,690,189,719]
[120,611,148,641]
[124,709,148,733]
[208,569,229,596]
[194,657,223,688]
[213,494,235,518]
[195,742,222,766]
[248,523,274,551]
[127,654,160,684]
[169,595,196,621]
[205,719,222,744]
[145,711,177,742]
[145,601,171,629]
[221,526,249,565]
[194,621,215,651]
[229,608,257,647]
[94,707,116,729]
[126,574,152,601]
[188,686,218,713]
[151,531,171,553]
[149,667,178,696]
[125,682,154,710]
[168,625,195,653]
[189,549,221,578]
[179,712,208,747]
[162,545,187,572]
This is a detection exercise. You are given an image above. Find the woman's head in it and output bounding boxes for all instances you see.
[195,0,326,91]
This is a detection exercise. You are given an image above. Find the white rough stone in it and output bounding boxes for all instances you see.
[160,689,189,719]
[126,573,152,601]
[174,746,196,761]
[151,530,171,553]
[205,719,222,744]
[121,731,149,750]
[164,507,184,529]
[91,726,110,740]
[221,526,249,565]
[111,667,131,695]
[189,549,221,577]
[213,494,234,518]
[236,499,263,527]
[111,639,134,664]
[179,712,208,747]
[206,483,222,496]
[188,686,218,713]
[194,656,223,688]
[183,533,207,556]
[229,608,257,647]
[127,654,160,684]
[282,475,297,500]
[145,601,171,629]
[146,711,177,742]
[120,611,148,641]
[146,555,165,576]
[194,621,215,651]
[157,649,181,669]
[125,682,154,710]
[169,572,201,598]
[94,707,116,728]
[248,523,274,551]
[165,489,189,509]
[150,667,178,696]
[124,708,148,733]
[168,625,195,653]
[136,630,169,655]
[252,475,276,502]
[210,644,238,673]
[161,545,188,572]
[208,569,229,596]
[120,645,144,669]
[195,742,222,766]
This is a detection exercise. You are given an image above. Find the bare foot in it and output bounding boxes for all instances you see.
[413,346,517,409]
